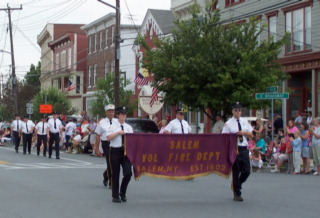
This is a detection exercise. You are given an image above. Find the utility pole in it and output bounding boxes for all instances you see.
[0,4,23,114]
[114,0,120,108]
[98,0,120,107]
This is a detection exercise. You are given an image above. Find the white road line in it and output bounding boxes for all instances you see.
[0,162,105,170]
[0,146,95,165]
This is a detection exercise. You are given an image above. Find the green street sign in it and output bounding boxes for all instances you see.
[255,93,289,99]
[266,86,278,93]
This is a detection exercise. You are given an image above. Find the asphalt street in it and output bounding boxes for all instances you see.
[0,145,319,218]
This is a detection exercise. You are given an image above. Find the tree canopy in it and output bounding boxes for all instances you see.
[136,4,288,121]
[0,62,41,120]
[91,74,137,117]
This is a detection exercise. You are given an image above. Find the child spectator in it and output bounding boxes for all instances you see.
[71,130,81,154]
[268,136,286,168]
[286,133,294,174]
[271,134,294,173]
[251,148,263,173]
[255,133,266,154]
[291,131,302,174]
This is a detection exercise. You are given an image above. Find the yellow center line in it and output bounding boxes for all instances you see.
[0,160,10,165]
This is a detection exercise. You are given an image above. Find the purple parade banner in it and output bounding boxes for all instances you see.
[125,133,238,180]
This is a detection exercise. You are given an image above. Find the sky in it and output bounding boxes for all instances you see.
[0,0,171,83]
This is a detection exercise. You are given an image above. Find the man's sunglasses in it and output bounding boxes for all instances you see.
[234,109,242,112]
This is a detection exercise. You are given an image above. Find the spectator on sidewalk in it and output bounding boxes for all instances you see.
[309,117,320,176]
[271,133,294,173]
[300,122,310,174]
[285,120,298,142]
[251,149,263,173]
[291,131,302,174]
[212,113,224,133]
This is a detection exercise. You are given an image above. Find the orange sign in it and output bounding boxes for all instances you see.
[40,104,52,114]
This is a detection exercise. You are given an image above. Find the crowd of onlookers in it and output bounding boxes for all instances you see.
[246,108,319,175]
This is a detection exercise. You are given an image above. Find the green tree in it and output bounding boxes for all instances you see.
[136,4,288,121]
[91,74,137,117]
[25,61,41,90]
[32,87,77,120]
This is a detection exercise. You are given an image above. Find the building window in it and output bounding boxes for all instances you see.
[88,36,92,54]
[255,19,261,46]
[100,32,103,50]
[88,66,91,87]
[105,29,109,48]
[93,64,97,86]
[285,6,311,53]
[225,0,244,7]
[55,53,60,70]
[94,34,97,52]
[76,76,80,94]
[61,51,66,69]
[68,48,72,69]
[213,0,219,10]
[105,61,109,79]
[111,26,115,47]
[111,60,115,74]
[268,16,277,42]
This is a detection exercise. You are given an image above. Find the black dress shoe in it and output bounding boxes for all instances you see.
[233,194,243,202]
[23,152,26,155]
[112,198,121,203]
[56,157,60,159]
[28,152,31,154]
[120,193,127,202]
[103,178,108,187]
[48,156,51,159]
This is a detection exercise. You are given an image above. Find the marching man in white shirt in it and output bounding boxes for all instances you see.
[107,106,133,203]
[11,114,22,153]
[164,108,191,134]
[222,102,253,202]
[34,115,49,156]
[20,115,35,155]
[47,111,63,159]
[95,104,117,188]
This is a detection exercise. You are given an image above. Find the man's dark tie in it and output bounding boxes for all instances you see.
[42,122,45,134]
[109,119,112,125]
[26,123,28,132]
[54,120,56,129]
[121,125,124,147]
[17,120,19,130]
[237,120,243,143]
[180,121,184,134]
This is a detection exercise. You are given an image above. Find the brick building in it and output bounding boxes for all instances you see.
[37,24,85,90]
[81,13,140,117]
[47,31,87,113]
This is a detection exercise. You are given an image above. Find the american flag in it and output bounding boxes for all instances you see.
[149,86,159,107]
[65,79,76,92]
[134,73,149,86]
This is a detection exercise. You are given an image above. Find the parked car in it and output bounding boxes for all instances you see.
[126,118,159,133]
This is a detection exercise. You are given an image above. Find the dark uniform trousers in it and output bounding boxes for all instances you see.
[22,133,33,154]
[49,132,60,158]
[101,140,112,186]
[37,134,47,156]
[13,131,21,151]
[232,146,250,196]
[110,147,132,199]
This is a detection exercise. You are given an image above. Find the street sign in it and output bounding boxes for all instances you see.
[266,86,278,93]
[26,103,33,108]
[26,108,33,114]
[255,93,289,99]
[40,104,52,114]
